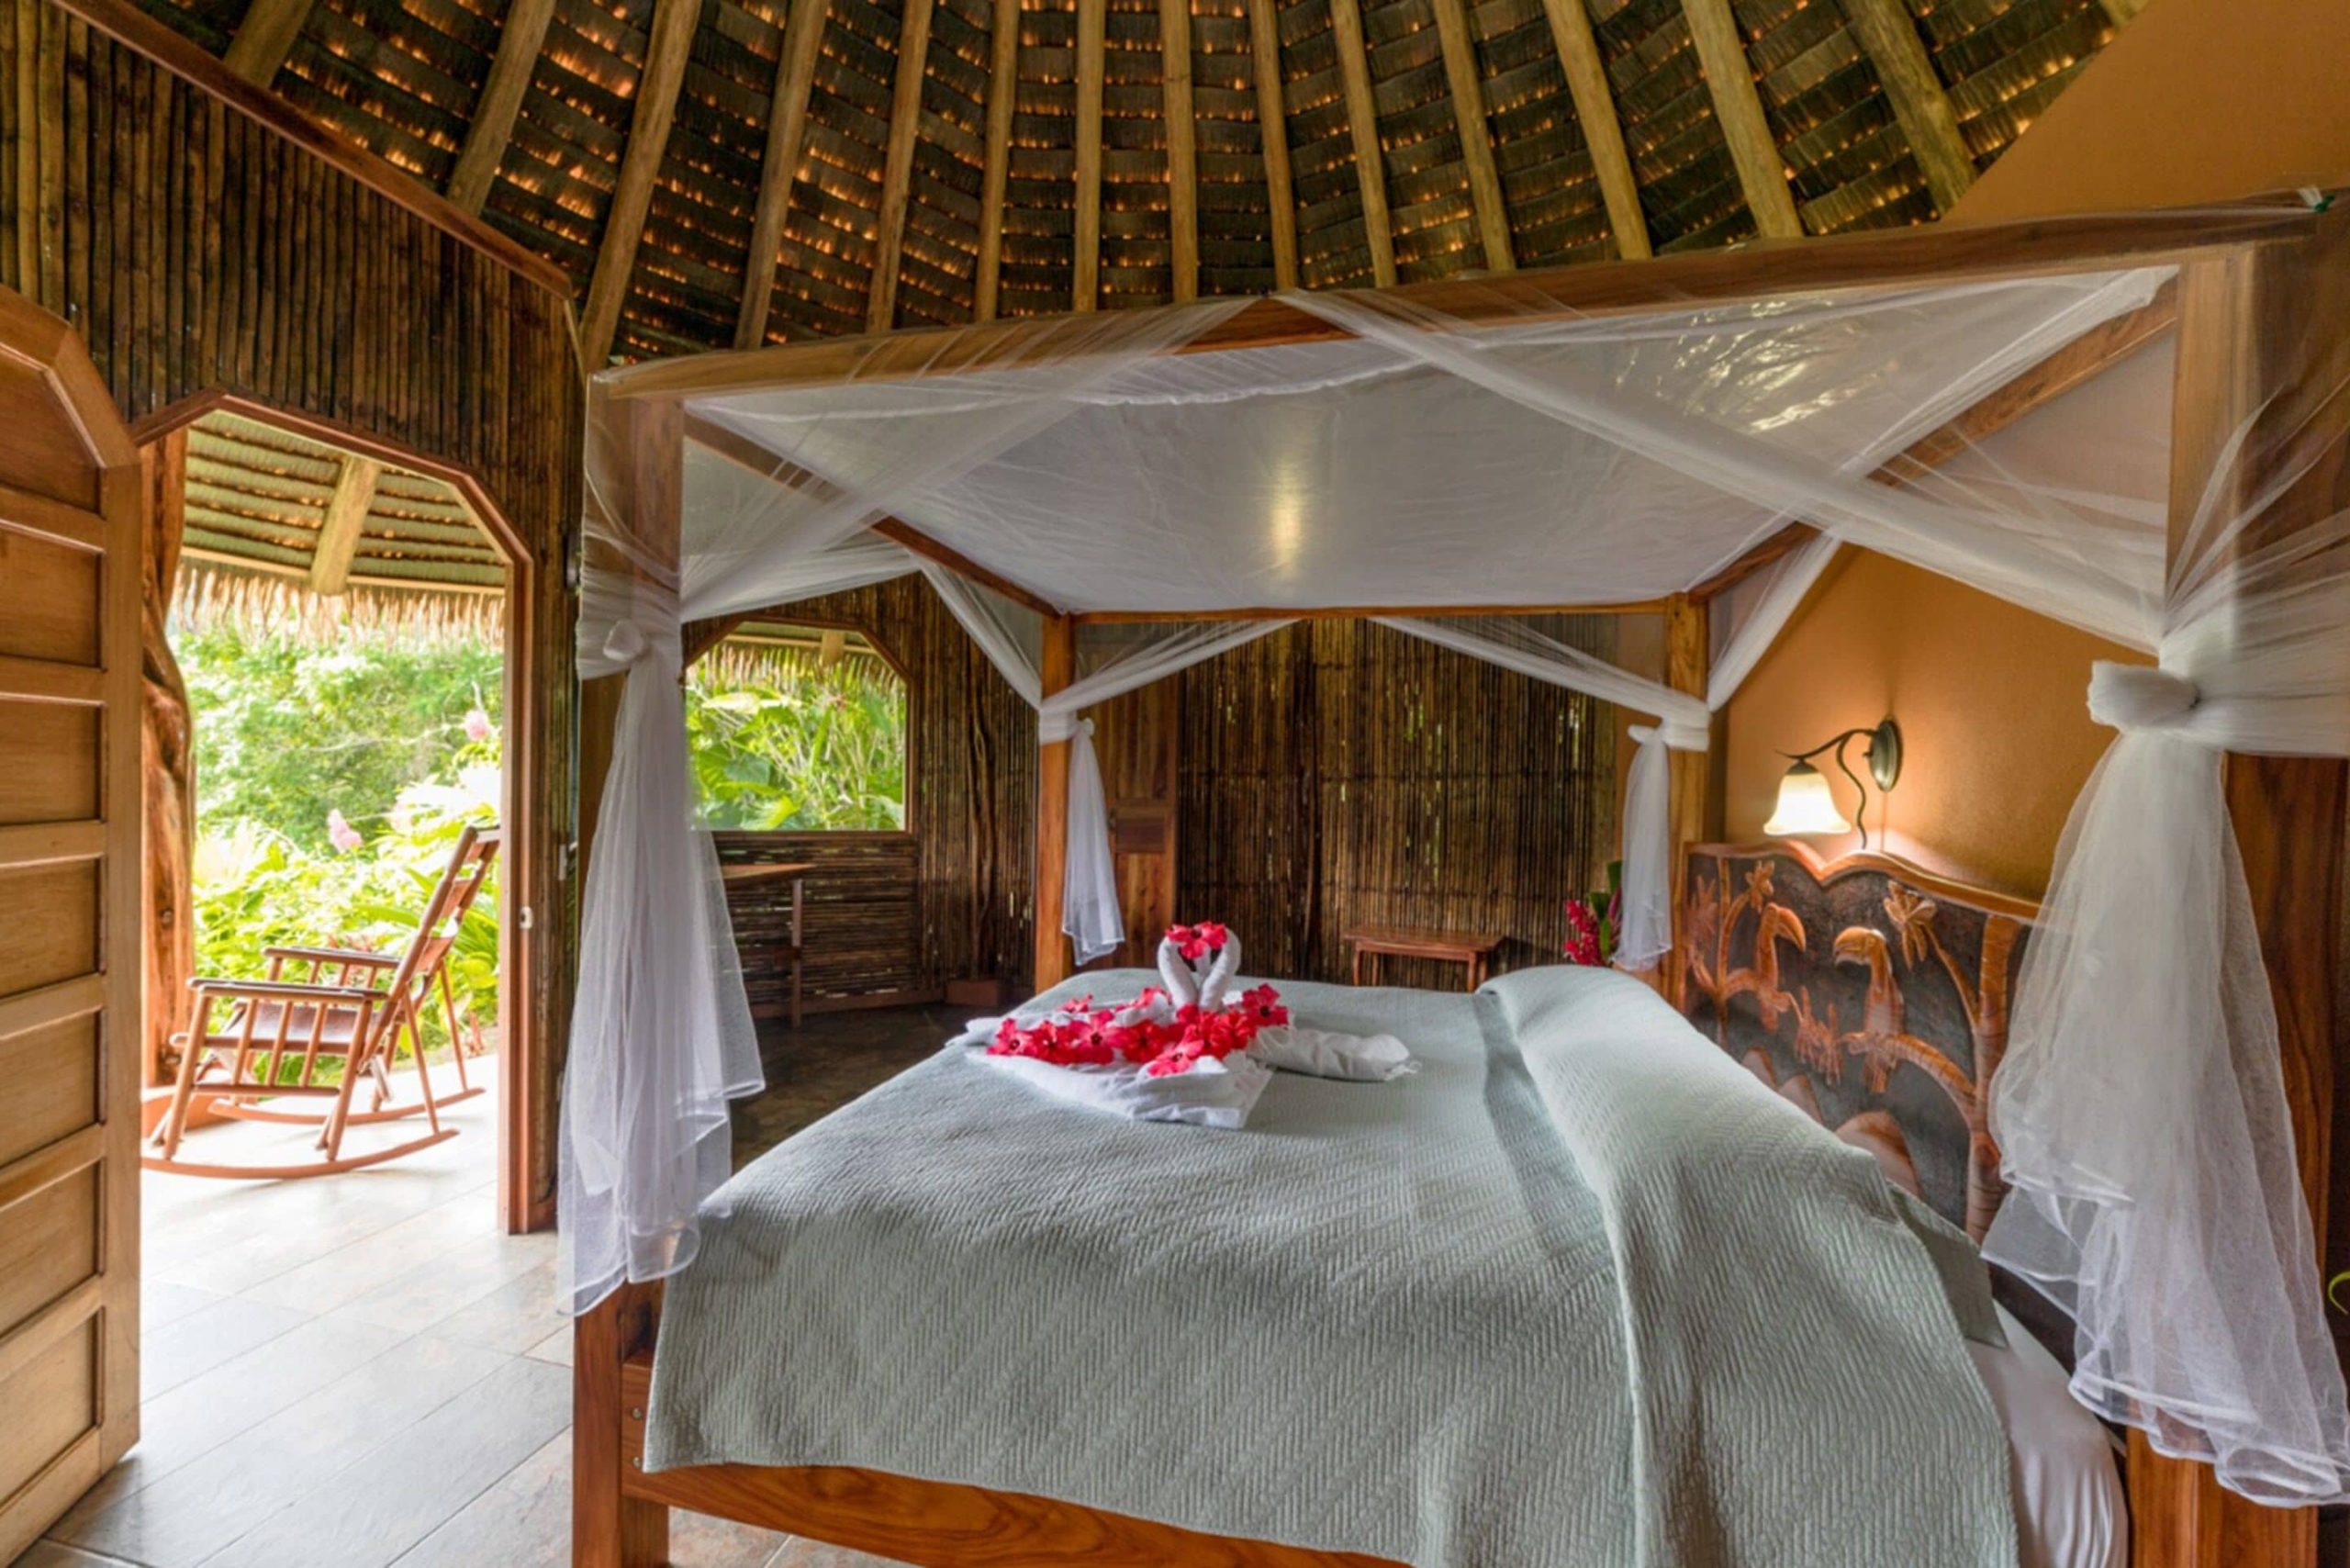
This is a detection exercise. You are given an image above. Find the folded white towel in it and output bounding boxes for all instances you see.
[968,1046,1272,1128]
[1249,1024,1416,1082]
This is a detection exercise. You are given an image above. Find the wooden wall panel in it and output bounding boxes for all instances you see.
[1177,619,1618,990]
[0,1,581,1224]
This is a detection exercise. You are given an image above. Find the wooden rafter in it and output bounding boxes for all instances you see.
[1075,599,1670,622]
[1326,0,1396,287]
[2098,0,2146,23]
[1538,0,1648,260]
[1681,0,1802,239]
[868,0,937,332]
[1835,0,1975,213]
[579,0,702,368]
[308,455,383,596]
[973,0,1020,319]
[1160,0,1200,302]
[447,0,558,215]
[221,0,313,84]
[737,0,832,349]
[1245,0,1299,288]
[1427,0,1513,273]
[609,197,2307,403]
[1074,0,1107,311]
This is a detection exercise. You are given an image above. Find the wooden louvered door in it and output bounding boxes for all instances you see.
[0,286,143,1562]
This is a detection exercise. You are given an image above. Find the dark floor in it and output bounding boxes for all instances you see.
[731,1002,972,1167]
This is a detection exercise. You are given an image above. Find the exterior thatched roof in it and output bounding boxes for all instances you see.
[174,408,509,617]
[124,0,2129,363]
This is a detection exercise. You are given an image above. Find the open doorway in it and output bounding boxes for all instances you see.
[134,399,538,1211]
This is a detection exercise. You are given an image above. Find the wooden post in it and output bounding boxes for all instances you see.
[2125,210,2350,1568]
[141,428,194,1091]
[574,1282,667,1568]
[1034,614,1076,991]
[1662,593,1709,1005]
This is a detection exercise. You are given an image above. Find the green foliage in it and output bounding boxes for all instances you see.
[182,624,502,1060]
[686,651,907,831]
[179,623,502,856]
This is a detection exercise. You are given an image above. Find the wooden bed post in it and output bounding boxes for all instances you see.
[1034,613,1077,991]
[2125,210,2350,1568]
[1662,593,1709,1004]
[576,1282,667,1568]
[572,396,684,1565]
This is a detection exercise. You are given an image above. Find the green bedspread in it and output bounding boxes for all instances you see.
[646,965,2016,1567]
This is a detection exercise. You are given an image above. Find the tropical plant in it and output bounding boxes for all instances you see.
[685,648,907,831]
[182,620,505,1065]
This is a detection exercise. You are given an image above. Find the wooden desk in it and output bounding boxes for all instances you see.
[1343,925,1505,991]
[722,861,812,1028]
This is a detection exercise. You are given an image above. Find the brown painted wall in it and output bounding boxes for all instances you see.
[3,3,583,1219]
[1721,549,2141,901]
[1953,0,2350,223]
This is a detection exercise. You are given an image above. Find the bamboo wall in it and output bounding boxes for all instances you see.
[1177,619,1618,991]
[1,1,583,1221]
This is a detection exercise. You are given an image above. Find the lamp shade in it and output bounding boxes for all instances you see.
[1764,762,1852,836]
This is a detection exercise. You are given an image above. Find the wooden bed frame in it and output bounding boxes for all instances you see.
[572,842,2072,1568]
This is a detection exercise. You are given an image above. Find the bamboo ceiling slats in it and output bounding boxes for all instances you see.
[115,0,2121,353]
[178,411,509,591]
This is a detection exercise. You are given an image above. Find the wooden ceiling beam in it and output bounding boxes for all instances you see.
[307,455,384,597]
[579,0,702,367]
[1427,0,1514,274]
[1835,0,1975,213]
[737,0,831,349]
[1076,599,1670,622]
[1326,0,1396,287]
[221,0,313,84]
[1074,0,1107,311]
[1680,0,1803,239]
[973,0,1021,319]
[1536,0,1646,259]
[609,197,2311,402]
[868,0,936,332]
[1160,0,1200,303]
[1245,0,1299,289]
[447,0,558,215]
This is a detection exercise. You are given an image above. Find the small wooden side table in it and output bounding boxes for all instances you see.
[1343,925,1505,991]
[722,861,812,1028]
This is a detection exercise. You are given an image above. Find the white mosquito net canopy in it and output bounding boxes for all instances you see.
[562,210,2350,1510]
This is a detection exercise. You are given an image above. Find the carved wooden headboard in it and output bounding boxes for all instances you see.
[1677,843,2036,1245]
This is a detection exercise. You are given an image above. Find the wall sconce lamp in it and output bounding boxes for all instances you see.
[1764,719,1903,848]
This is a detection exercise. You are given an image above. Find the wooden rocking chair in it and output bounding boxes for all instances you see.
[145,823,501,1179]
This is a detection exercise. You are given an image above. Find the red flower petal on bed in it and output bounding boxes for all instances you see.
[1239,984,1288,1026]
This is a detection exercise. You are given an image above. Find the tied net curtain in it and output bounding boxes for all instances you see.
[566,245,2350,1506]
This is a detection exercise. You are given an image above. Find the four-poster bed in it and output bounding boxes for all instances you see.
[570,195,2350,1568]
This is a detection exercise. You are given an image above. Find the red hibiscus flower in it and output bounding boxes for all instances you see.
[1238,984,1288,1027]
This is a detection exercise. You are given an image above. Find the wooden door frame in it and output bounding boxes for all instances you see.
[129,388,547,1235]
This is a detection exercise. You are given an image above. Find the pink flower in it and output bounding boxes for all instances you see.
[463,707,493,745]
[327,809,363,854]
[1239,984,1289,1027]
[1561,899,1602,966]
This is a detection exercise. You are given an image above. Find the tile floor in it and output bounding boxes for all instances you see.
[28,1008,957,1568]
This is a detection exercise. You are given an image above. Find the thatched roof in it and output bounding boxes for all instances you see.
[173,409,509,631]
[127,0,2131,364]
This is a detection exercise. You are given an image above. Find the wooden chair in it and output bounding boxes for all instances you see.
[145,823,501,1179]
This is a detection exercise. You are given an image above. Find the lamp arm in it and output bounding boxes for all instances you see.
[1829,735,1872,849]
